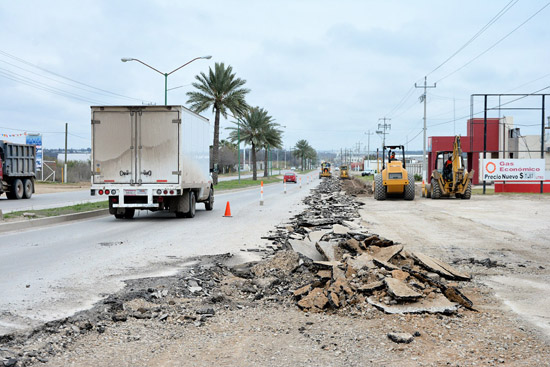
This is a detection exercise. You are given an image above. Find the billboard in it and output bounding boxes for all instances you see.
[26,133,42,170]
[482,159,545,181]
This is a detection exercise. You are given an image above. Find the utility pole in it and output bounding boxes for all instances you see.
[415,76,436,181]
[365,130,374,169]
[376,118,391,150]
[64,123,68,183]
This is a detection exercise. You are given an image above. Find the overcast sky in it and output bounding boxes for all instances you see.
[0,0,548,153]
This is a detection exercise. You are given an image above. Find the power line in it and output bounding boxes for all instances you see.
[0,49,154,103]
[428,0,519,76]
[435,1,550,83]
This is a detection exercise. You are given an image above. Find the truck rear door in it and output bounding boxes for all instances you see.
[137,110,180,184]
[92,110,134,184]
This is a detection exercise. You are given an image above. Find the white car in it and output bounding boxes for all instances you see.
[361,168,376,176]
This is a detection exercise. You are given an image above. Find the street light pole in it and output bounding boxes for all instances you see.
[237,119,241,183]
[121,55,212,105]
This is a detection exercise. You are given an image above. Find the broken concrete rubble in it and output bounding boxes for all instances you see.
[268,177,474,315]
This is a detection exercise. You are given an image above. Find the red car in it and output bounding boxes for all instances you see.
[284,172,297,183]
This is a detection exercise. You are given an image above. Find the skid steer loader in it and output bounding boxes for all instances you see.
[373,145,415,201]
[422,135,473,199]
[339,165,350,179]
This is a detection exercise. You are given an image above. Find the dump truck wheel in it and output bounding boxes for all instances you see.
[13,179,24,200]
[204,187,214,211]
[431,180,441,199]
[23,179,33,199]
[374,174,386,201]
[123,208,135,219]
[114,213,124,219]
[462,181,472,199]
[426,184,432,198]
[404,173,415,200]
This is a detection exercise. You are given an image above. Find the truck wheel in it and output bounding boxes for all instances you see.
[431,180,441,199]
[462,181,472,199]
[204,187,214,211]
[404,173,415,200]
[114,213,124,219]
[374,174,386,201]
[23,179,33,199]
[186,191,196,218]
[13,179,24,200]
[123,208,135,219]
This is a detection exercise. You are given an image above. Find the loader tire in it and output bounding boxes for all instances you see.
[374,174,386,201]
[426,184,432,198]
[431,180,441,199]
[404,173,415,200]
[462,181,472,199]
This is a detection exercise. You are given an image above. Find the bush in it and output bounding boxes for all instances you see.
[414,174,422,182]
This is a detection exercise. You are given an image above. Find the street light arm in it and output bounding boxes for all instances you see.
[122,58,165,75]
[167,55,212,76]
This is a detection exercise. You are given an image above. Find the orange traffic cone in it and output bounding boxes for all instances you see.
[224,201,232,217]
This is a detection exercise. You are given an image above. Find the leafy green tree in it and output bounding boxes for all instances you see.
[186,62,250,184]
[227,107,273,181]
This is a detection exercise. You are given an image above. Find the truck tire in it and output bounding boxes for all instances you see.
[114,213,124,219]
[13,179,24,200]
[23,179,33,199]
[186,191,196,218]
[431,180,441,199]
[404,173,415,200]
[462,181,472,199]
[123,208,135,219]
[204,187,214,211]
[374,174,386,201]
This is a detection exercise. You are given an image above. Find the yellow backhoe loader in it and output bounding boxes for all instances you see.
[423,135,473,199]
[373,145,415,201]
[319,162,332,178]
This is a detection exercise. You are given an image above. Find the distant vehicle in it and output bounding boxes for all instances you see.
[284,171,297,183]
[90,105,214,219]
[290,166,296,170]
[361,168,375,176]
[0,140,36,199]
[319,162,332,178]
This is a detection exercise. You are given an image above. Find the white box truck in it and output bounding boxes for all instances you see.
[90,105,214,219]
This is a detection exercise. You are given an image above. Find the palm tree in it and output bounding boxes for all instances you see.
[186,62,250,184]
[261,124,283,177]
[292,139,313,170]
[227,107,273,180]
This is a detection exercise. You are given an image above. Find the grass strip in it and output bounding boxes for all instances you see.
[3,201,109,220]
[215,176,282,191]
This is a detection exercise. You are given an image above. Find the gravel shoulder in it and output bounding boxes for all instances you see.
[2,179,549,367]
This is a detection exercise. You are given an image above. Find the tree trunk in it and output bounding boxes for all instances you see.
[264,149,269,177]
[212,107,221,185]
[251,144,257,180]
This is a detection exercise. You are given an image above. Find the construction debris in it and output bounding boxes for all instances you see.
[262,177,473,315]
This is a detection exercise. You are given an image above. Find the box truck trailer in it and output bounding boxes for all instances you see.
[90,105,214,219]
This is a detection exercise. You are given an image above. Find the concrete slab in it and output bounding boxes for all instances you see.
[384,278,422,301]
[288,239,325,261]
[367,294,459,314]
[411,252,470,281]
[372,244,404,263]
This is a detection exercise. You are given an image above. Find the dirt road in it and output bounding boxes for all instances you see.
[358,193,550,337]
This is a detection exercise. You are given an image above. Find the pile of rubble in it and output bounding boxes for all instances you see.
[263,177,474,315]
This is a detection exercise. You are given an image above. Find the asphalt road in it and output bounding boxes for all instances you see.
[0,190,105,214]
[0,172,319,335]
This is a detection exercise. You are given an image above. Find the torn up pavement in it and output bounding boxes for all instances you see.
[261,177,474,315]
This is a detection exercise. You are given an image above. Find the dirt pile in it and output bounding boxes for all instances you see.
[342,176,373,196]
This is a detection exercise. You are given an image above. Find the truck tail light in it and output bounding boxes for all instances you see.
[163,190,168,194]
[158,196,163,203]
[105,189,110,195]
[157,189,162,194]
[111,189,117,195]
[98,189,104,195]
[169,190,174,195]
[112,197,118,203]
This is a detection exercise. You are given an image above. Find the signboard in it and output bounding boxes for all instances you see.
[482,159,545,181]
[26,133,42,170]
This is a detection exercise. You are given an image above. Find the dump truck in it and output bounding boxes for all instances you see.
[319,162,332,178]
[0,140,36,199]
[423,135,473,199]
[373,145,415,201]
[90,105,214,219]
